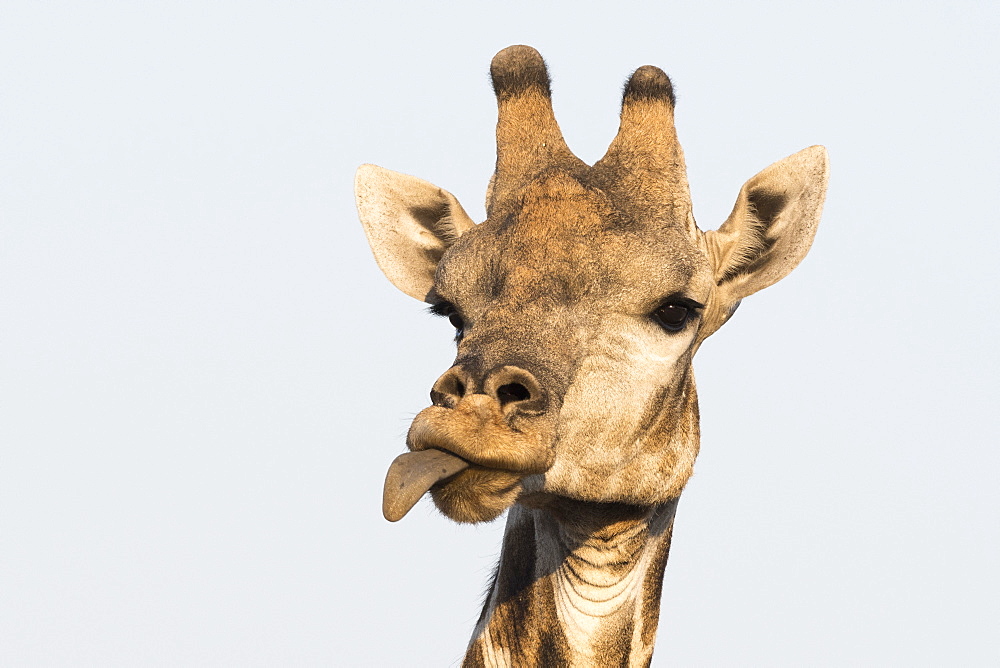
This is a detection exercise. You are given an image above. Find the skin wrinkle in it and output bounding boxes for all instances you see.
[550,502,676,665]
[355,46,828,667]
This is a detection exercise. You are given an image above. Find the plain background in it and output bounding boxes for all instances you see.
[2,1,998,665]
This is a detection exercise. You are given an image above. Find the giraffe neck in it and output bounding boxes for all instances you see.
[463,498,679,667]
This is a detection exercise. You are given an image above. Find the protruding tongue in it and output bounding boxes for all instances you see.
[382,449,470,522]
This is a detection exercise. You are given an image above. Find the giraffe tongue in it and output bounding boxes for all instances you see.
[382,449,470,522]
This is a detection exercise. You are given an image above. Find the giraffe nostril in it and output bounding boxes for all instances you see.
[496,383,531,406]
[486,366,546,415]
[430,367,472,408]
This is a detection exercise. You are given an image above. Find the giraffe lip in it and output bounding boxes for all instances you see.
[381,449,470,522]
[406,404,554,474]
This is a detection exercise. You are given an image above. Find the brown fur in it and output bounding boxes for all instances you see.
[354,45,828,666]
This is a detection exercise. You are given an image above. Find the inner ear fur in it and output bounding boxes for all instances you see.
[355,164,476,301]
[703,146,829,304]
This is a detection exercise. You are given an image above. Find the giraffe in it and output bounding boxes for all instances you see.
[355,46,828,667]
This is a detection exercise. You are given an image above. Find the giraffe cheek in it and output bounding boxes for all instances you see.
[542,332,698,504]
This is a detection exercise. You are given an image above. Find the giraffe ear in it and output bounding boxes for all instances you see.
[355,164,477,301]
[703,146,829,304]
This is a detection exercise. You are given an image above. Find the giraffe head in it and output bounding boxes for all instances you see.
[356,46,828,523]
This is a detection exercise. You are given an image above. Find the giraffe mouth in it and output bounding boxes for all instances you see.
[381,398,554,521]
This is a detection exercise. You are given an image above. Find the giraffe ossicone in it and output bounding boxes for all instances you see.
[355,44,828,666]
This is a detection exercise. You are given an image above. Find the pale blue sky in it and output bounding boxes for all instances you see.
[2,1,998,665]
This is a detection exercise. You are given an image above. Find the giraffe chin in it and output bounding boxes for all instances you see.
[429,466,524,523]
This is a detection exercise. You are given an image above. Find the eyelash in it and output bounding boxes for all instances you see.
[430,301,465,339]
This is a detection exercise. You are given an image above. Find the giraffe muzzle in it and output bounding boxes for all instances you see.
[381,392,555,521]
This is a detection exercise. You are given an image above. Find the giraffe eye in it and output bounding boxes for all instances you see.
[651,299,702,332]
[653,304,688,331]
[448,313,464,332]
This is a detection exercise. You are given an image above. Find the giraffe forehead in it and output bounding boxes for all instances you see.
[439,170,708,312]
[440,220,707,312]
